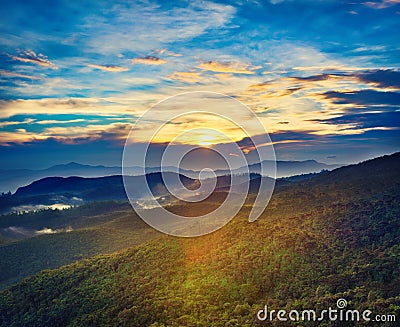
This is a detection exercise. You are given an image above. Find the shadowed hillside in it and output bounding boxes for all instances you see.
[0,173,197,215]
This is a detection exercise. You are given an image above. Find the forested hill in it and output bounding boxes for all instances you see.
[307,151,400,188]
[0,153,399,326]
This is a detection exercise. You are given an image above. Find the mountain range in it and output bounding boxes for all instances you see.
[0,160,341,193]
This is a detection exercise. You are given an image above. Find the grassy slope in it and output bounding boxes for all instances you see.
[0,153,399,326]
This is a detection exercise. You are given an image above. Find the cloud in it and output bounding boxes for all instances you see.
[323,89,400,106]
[351,46,387,53]
[1,75,81,99]
[0,121,132,145]
[35,227,58,235]
[8,50,58,69]
[35,225,73,234]
[245,71,398,104]
[311,111,400,131]
[215,73,233,80]
[356,69,400,89]
[0,129,46,145]
[87,64,129,72]
[2,225,73,238]
[363,0,400,9]
[0,18,398,149]
[0,0,397,167]
[41,122,131,142]
[154,48,182,57]
[292,65,369,72]
[240,139,302,155]
[33,118,88,125]
[197,61,260,74]
[0,98,139,119]
[3,67,397,146]
[167,71,201,83]
[131,56,167,65]
[0,118,34,128]
[238,69,400,138]
[83,1,236,54]
[0,69,40,80]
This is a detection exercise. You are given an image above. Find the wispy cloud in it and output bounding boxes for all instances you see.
[41,123,131,142]
[34,118,88,125]
[167,71,201,83]
[0,121,132,145]
[292,65,370,73]
[131,56,167,65]
[0,98,136,119]
[154,48,182,57]
[363,0,400,9]
[198,61,260,74]
[87,64,129,72]
[0,69,40,80]
[8,50,58,69]
[3,225,73,237]
[0,118,34,128]
[83,1,236,54]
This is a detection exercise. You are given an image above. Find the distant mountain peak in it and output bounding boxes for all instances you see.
[65,162,83,167]
[49,162,86,169]
[48,162,107,170]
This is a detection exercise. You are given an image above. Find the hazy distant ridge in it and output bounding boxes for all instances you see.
[0,160,341,193]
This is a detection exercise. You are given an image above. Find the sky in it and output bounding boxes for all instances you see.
[0,0,399,169]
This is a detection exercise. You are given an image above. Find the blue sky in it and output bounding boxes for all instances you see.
[0,0,399,169]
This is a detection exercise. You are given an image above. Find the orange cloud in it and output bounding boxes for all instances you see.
[8,50,58,69]
[237,72,394,136]
[88,64,129,72]
[0,98,140,119]
[0,129,46,145]
[240,140,302,154]
[293,65,368,72]
[131,56,167,65]
[168,71,201,83]
[0,123,131,145]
